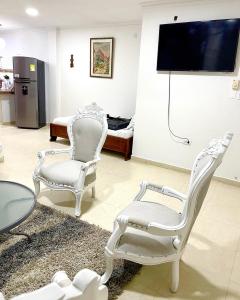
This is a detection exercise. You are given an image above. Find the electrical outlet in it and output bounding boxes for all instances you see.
[232,79,240,91]
[184,139,191,145]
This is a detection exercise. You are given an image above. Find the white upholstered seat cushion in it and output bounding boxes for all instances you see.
[115,201,181,257]
[39,160,96,187]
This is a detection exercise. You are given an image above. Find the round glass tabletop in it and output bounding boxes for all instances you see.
[0,181,36,234]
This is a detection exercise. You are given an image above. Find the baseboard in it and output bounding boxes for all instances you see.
[132,156,240,187]
[212,175,240,187]
[0,121,15,125]
[132,156,190,174]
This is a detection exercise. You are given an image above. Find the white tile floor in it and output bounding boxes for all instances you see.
[1,124,240,299]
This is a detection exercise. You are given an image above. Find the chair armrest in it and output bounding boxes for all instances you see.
[134,181,186,203]
[160,186,186,202]
[80,158,100,171]
[73,158,101,191]
[37,148,72,160]
[10,283,65,300]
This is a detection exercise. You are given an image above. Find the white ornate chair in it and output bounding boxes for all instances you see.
[100,132,233,292]
[0,269,108,300]
[33,103,108,217]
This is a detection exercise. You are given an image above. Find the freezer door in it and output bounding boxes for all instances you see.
[15,82,39,128]
[13,57,38,81]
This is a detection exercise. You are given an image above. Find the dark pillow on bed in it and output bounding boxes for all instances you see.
[107,114,131,131]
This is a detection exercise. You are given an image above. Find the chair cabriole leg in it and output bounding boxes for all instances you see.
[92,186,96,198]
[75,191,83,217]
[33,178,40,196]
[100,253,114,284]
[170,260,179,293]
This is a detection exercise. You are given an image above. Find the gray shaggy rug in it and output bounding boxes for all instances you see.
[0,204,141,299]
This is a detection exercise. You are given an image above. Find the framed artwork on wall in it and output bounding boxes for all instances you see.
[90,37,113,78]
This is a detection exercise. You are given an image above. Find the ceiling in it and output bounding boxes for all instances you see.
[0,0,154,30]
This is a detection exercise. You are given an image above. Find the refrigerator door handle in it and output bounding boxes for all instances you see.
[15,79,31,84]
[13,56,45,128]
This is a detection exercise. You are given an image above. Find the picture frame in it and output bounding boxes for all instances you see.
[90,38,114,78]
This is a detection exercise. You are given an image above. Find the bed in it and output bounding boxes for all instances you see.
[50,116,134,160]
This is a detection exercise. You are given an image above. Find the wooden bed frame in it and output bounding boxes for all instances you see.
[50,123,133,160]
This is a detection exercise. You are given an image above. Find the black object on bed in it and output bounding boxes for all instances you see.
[107,114,131,131]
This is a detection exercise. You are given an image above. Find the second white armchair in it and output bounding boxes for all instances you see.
[100,132,233,292]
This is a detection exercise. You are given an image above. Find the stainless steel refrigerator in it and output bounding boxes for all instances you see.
[13,56,46,128]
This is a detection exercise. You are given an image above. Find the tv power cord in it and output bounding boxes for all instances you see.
[167,71,191,145]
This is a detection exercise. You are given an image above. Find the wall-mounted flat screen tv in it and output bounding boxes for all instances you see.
[157,19,240,72]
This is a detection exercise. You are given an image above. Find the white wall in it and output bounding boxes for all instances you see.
[0,29,49,61]
[134,0,240,181]
[47,29,61,120]
[58,25,141,117]
[0,28,59,121]
[0,25,141,121]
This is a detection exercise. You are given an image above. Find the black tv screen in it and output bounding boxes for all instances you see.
[157,19,240,72]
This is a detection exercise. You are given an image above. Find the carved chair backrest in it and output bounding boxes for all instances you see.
[179,133,233,251]
[67,103,108,163]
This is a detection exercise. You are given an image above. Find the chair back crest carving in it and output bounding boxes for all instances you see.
[67,103,108,162]
[179,132,233,250]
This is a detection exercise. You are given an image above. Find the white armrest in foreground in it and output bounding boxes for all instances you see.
[0,269,108,300]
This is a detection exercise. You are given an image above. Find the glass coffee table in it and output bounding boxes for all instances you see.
[0,181,36,241]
